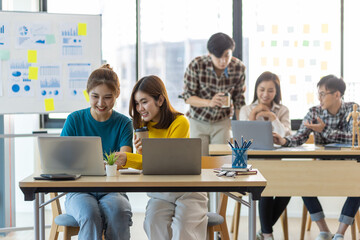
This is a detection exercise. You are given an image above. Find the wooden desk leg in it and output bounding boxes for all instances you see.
[248,193,256,240]
[34,193,39,240]
[300,205,308,240]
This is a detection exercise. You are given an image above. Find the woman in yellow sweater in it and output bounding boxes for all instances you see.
[117,75,208,240]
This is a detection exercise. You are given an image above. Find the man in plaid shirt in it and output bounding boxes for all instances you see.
[273,75,360,240]
[182,32,246,155]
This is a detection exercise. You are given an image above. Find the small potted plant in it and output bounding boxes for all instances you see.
[104,151,119,176]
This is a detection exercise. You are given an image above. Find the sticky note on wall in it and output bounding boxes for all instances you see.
[261,57,267,66]
[78,23,87,36]
[44,98,55,111]
[272,25,278,34]
[286,58,293,67]
[307,93,314,104]
[322,24,328,33]
[273,58,279,66]
[324,41,331,50]
[303,24,310,33]
[28,67,38,80]
[28,50,37,63]
[321,61,328,70]
[290,75,296,84]
[298,59,305,68]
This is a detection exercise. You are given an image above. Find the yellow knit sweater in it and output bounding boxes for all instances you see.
[123,115,189,169]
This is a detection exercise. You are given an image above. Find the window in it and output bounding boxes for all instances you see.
[344,0,360,102]
[47,0,136,115]
[139,0,233,114]
[242,0,341,118]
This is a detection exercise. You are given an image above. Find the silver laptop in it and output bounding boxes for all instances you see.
[142,138,201,175]
[38,136,105,176]
[231,120,274,150]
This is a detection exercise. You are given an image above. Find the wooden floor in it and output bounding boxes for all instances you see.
[1,212,357,240]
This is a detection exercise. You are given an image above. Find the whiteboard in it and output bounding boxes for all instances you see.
[0,11,102,114]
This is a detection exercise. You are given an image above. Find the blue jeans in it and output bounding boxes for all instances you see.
[302,197,360,225]
[65,192,132,240]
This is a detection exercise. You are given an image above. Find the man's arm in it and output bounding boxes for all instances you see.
[185,94,224,108]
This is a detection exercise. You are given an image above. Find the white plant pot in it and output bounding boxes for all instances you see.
[106,164,118,177]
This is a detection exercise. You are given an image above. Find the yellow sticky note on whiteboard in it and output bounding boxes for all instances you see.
[83,90,90,102]
[78,23,87,36]
[28,67,38,80]
[28,50,37,63]
[44,98,55,112]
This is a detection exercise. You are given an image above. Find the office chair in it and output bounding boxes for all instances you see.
[49,192,105,240]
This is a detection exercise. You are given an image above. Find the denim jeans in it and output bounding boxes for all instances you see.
[65,192,132,240]
[302,197,360,225]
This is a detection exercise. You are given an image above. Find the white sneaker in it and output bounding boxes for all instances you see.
[332,234,344,240]
[316,232,333,240]
[256,230,264,240]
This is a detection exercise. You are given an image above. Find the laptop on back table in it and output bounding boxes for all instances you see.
[231,120,275,150]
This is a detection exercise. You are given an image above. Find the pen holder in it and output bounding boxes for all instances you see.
[232,148,248,168]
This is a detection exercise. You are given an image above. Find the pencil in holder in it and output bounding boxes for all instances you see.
[232,148,248,168]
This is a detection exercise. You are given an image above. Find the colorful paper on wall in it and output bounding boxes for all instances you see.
[271,40,277,47]
[272,25,278,34]
[324,41,331,50]
[307,93,314,104]
[298,59,305,68]
[286,58,293,67]
[321,61,327,70]
[303,24,310,33]
[303,40,309,47]
[273,58,279,66]
[322,24,328,33]
[290,75,296,84]
[261,57,267,66]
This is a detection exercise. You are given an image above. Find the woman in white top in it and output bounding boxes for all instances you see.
[240,71,290,137]
[240,71,291,240]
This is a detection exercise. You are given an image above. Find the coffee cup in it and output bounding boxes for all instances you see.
[135,127,149,140]
[221,93,231,108]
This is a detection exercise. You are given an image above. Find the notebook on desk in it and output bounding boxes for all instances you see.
[142,138,201,175]
[231,120,276,150]
[38,136,105,176]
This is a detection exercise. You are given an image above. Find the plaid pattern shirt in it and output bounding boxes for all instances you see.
[286,101,358,147]
[182,55,246,123]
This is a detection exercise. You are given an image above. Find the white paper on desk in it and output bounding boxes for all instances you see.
[118,168,143,174]
[274,145,317,151]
